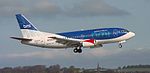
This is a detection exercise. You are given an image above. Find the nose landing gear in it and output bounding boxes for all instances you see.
[119,43,122,48]
[118,40,126,48]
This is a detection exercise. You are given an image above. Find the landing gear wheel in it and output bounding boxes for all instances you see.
[78,49,82,53]
[73,47,82,53]
[119,43,122,48]
[73,48,78,53]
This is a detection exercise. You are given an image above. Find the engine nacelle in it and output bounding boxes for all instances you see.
[82,42,103,48]
[82,42,95,48]
[90,44,103,48]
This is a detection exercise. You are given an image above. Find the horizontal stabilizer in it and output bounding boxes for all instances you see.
[10,37,32,41]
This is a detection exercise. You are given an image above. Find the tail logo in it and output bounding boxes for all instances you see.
[23,24,32,28]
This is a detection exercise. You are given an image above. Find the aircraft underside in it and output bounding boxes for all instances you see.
[21,39,124,53]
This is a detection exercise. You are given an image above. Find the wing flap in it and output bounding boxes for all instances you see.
[10,37,32,41]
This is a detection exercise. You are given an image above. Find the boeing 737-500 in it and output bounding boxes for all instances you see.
[11,14,135,53]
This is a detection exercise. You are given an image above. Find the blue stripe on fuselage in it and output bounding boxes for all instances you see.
[56,28,129,40]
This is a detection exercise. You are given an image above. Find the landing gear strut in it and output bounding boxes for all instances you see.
[119,43,122,48]
[73,47,82,53]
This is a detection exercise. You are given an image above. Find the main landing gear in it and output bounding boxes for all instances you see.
[73,47,82,53]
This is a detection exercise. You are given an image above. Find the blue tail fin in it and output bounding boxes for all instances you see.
[16,14,38,30]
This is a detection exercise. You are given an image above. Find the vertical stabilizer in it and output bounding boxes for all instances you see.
[16,14,40,38]
[16,14,38,30]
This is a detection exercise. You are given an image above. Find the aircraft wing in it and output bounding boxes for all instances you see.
[48,37,82,47]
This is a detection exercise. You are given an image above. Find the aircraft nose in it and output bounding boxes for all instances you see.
[129,32,135,38]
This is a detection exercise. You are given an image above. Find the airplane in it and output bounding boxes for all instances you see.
[11,14,135,53]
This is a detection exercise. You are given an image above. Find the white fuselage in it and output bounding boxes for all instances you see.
[13,14,135,53]
[21,29,135,49]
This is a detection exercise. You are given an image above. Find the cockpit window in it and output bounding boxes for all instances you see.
[125,29,129,32]
[122,29,129,33]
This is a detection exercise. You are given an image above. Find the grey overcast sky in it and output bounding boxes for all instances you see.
[0,0,150,68]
